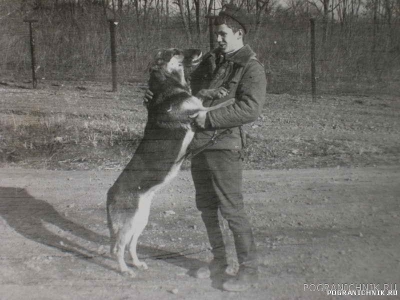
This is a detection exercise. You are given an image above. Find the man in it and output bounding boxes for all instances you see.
[188,4,267,292]
[145,5,267,292]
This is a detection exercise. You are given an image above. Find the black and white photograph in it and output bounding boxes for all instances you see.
[0,0,399,299]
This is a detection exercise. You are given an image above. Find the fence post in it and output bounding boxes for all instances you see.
[24,18,38,89]
[205,15,216,51]
[108,19,118,92]
[310,18,317,102]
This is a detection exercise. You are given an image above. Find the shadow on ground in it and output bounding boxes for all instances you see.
[0,187,204,276]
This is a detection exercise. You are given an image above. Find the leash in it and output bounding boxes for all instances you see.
[177,128,232,163]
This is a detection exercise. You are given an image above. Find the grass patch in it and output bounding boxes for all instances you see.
[0,83,399,170]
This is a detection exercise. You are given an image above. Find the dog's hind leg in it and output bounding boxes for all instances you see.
[106,205,117,255]
[129,228,148,270]
[114,216,137,277]
[128,192,153,270]
[107,203,129,272]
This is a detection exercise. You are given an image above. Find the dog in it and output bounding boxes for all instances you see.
[106,48,234,276]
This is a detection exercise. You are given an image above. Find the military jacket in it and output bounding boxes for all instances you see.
[189,44,267,150]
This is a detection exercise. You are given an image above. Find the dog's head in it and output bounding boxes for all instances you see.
[150,48,202,86]
[146,48,202,129]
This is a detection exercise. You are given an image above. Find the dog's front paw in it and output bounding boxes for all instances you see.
[214,87,229,99]
[197,87,229,100]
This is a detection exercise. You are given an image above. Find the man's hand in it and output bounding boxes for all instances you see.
[143,89,153,108]
[197,87,228,100]
[189,111,208,129]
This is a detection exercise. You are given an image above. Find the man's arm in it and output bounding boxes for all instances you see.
[194,60,267,129]
[196,87,229,101]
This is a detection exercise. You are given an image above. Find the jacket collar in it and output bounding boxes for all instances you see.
[213,45,256,67]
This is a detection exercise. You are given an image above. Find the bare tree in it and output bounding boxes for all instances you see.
[373,0,379,51]
[186,0,192,33]
[166,0,169,25]
[255,0,275,33]
[337,0,348,29]
[384,0,393,26]
[321,0,330,44]
[306,0,340,45]
[193,0,201,35]
[175,0,192,42]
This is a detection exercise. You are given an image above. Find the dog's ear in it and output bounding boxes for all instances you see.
[149,64,159,73]
[149,50,167,73]
[155,50,166,64]
[148,60,162,73]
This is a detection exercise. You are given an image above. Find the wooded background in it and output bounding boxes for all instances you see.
[1,0,399,94]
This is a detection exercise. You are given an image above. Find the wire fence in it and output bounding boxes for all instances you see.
[1,9,399,95]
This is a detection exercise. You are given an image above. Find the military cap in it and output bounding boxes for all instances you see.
[218,4,249,34]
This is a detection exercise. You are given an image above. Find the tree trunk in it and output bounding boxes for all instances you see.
[134,0,140,25]
[254,0,272,34]
[177,0,192,43]
[186,0,192,34]
[166,0,169,25]
[155,0,160,25]
[322,0,329,46]
[385,0,392,26]
[194,0,201,36]
[372,0,378,53]
[207,0,213,16]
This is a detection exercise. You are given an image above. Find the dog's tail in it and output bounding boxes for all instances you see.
[106,190,118,255]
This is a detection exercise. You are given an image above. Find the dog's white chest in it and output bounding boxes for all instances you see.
[143,129,195,196]
[165,129,195,184]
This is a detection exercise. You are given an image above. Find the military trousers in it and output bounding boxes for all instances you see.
[191,150,258,267]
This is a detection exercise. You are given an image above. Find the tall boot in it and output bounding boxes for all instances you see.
[222,215,259,291]
[194,211,228,279]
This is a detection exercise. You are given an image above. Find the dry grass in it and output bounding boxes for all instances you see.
[1,81,399,170]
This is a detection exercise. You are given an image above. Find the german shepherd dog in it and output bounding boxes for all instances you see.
[106,48,234,276]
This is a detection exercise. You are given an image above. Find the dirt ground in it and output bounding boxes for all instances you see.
[0,80,399,299]
[1,166,399,300]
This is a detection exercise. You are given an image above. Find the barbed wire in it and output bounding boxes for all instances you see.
[1,12,399,91]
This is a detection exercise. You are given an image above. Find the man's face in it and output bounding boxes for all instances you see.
[215,24,242,53]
